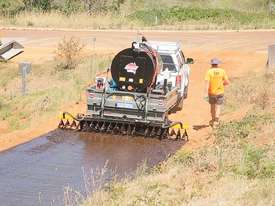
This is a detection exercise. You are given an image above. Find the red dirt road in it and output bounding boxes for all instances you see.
[0,28,273,151]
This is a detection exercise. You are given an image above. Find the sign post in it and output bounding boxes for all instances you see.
[268,45,275,70]
[92,37,96,50]
[19,62,31,95]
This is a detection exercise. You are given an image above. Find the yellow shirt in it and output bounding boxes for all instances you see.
[205,68,228,95]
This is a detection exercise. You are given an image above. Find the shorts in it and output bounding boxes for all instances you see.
[209,94,224,105]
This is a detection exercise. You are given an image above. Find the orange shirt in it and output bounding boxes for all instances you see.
[205,68,228,95]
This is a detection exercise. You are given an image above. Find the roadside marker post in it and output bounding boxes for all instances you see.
[19,62,31,96]
[92,37,96,50]
[268,45,275,70]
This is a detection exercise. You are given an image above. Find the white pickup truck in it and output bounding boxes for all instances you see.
[149,41,193,109]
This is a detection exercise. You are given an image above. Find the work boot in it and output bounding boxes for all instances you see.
[213,118,220,128]
[209,120,214,127]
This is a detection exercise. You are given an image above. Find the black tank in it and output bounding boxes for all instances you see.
[111,43,160,92]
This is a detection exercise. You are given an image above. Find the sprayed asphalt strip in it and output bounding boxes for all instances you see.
[0,129,183,206]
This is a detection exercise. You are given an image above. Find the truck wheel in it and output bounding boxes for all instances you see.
[176,97,184,111]
[169,97,183,114]
[183,85,189,99]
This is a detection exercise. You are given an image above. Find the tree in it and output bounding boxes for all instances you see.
[23,0,52,11]
[82,0,108,15]
[111,0,125,11]
[0,0,24,15]
[34,0,52,11]
[61,0,83,15]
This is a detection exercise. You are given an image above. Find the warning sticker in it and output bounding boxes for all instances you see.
[124,62,139,74]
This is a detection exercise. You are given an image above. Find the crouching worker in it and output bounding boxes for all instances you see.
[204,58,230,127]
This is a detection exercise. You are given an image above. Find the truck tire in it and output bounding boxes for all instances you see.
[176,97,184,111]
[183,85,189,99]
[169,96,184,114]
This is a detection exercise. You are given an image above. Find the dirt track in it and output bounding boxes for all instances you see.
[0,28,274,151]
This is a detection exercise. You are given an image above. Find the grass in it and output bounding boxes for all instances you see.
[129,7,275,29]
[1,5,275,30]
[0,53,113,131]
[79,71,275,206]
[224,72,275,112]
[0,11,132,30]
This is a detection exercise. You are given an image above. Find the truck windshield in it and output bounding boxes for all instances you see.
[160,55,177,72]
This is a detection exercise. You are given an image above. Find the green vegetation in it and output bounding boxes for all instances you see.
[233,144,275,179]
[80,72,275,206]
[0,0,24,16]
[130,7,275,28]
[1,0,275,29]
[0,0,274,14]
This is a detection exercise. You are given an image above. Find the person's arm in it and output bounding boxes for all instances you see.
[204,80,210,97]
[204,70,210,97]
[223,71,230,86]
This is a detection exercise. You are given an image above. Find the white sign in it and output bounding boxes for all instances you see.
[124,62,139,74]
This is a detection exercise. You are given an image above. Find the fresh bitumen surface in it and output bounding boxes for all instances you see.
[0,130,182,206]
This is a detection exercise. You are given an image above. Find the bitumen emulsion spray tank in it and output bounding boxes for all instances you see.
[59,40,189,140]
[111,41,160,92]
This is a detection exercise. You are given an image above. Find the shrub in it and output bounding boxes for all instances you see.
[172,150,194,166]
[55,37,84,70]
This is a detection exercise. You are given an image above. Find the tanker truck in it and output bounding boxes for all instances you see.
[59,40,193,140]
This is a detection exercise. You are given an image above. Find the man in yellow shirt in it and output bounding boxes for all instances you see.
[204,58,230,127]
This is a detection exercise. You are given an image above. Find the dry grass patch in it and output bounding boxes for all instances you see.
[0,11,133,29]
[0,52,113,131]
[225,72,275,112]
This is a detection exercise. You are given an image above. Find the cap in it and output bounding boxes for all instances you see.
[210,58,221,65]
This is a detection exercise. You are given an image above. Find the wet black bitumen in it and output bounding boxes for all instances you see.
[0,129,183,206]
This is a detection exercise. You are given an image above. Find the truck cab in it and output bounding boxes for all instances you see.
[149,41,193,105]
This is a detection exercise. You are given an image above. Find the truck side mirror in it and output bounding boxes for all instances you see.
[186,58,194,64]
